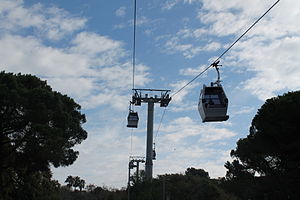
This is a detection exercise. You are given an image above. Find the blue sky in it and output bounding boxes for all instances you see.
[1,0,300,188]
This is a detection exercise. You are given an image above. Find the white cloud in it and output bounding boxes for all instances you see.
[231,106,255,116]
[0,34,131,106]
[160,27,221,58]
[136,15,149,26]
[228,36,300,100]
[0,0,86,40]
[97,62,150,90]
[162,0,180,10]
[169,80,200,105]
[113,23,126,30]
[177,27,206,39]
[69,32,126,67]
[160,116,236,143]
[204,41,221,51]
[169,103,198,112]
[115,6,126,17]
[0,35,90,77]
[161,0,199,10]
[180,64,208,76]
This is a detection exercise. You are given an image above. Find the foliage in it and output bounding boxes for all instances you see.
[224,160,254,180]
[86,184,97,192]
[224,91,300,199]
[65,175,86,191]
[59,185,127,200]
[0,72,87,199]
[0,170,60,200]
[130,168,237,200]
[185,167,210,178]
[130,169,146,185]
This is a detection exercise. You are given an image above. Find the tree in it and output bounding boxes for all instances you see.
[65,175,85,191]
[131,169,146,184]
[227,91,300,199]
[79,179,86,192]
[224,160,254,180]
[131,168,237,200]
[65,176,76,188]
[13,171,61,200]
[185,167,210,178]
[73,176,82,190]
[86,184,97,192]
[0,72,87,199]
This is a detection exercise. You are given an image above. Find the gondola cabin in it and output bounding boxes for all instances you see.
[198,84,229,122]
[152,149,156,160]
[127,112,139,128]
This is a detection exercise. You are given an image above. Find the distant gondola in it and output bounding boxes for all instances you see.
[152,149,156,160]
[127,111,139,128]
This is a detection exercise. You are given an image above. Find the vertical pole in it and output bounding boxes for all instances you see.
[128,161,131,200]
[162,176,166,200]
[136,161,139,182]
[145,101,154,180]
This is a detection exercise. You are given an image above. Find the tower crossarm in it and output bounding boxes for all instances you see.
[132,88,171,107]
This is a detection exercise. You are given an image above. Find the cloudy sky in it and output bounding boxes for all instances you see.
[1,0,300,188]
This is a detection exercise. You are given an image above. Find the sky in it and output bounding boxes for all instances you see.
[1,0,300,188]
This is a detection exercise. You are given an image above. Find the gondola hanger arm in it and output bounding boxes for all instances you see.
[211,61,222,86]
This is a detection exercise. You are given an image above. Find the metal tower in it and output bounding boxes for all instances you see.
[127,156,145,200]
[131,89,171,180]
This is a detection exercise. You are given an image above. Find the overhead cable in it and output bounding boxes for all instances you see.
[132,0,137,90]
[154,107,167,143]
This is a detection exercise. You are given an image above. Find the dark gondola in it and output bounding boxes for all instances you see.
[127,111,139,128]
[152,149,156,160]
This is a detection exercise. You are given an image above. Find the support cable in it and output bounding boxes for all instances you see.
[154,107,167,143]
[130,128,133,156]
[132,0,137,90]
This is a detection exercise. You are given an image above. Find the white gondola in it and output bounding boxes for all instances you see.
[127,111,139,128]
[198,61,229,122]
[198,83,229,122]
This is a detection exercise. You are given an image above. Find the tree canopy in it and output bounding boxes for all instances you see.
[130,168,237,200]
[225,91,300,199]
[0,71,87,199]
[65,175,86,191]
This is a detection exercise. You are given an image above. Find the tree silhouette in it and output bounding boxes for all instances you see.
[79,179,85,192]
[131,168,237,200]
[65,176,75,188]
[0,72,87,199]
[65,175,85,191]
[226,91,300,199]
[185,167,210,178]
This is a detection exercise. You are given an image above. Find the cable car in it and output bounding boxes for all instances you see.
[198,83,229,122]
[152,150,156,160]
[152,143,156,160]
[127,111,139,128]
[198,61,229,122]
